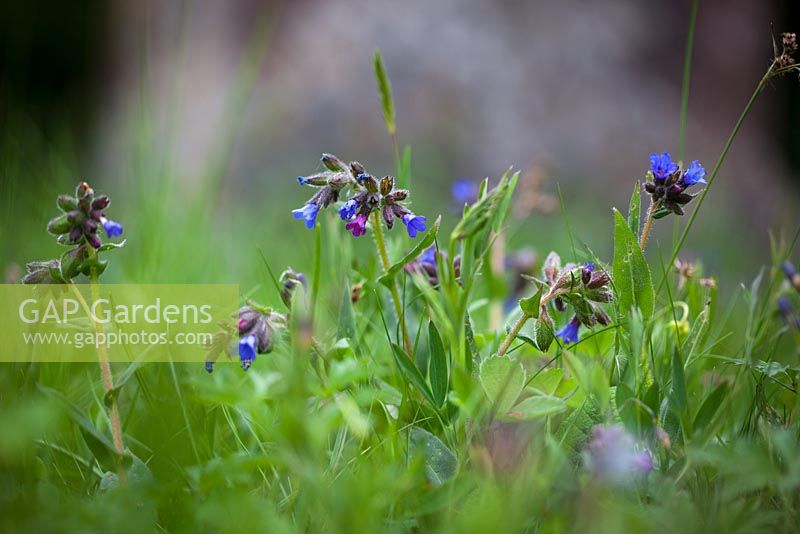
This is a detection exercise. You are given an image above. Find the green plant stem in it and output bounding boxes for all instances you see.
[69,278,127,482]
[678,0,700,162]
[639,200,658,251]
[497,290,561,357]
[371,211,412,354]
[497,311,529,357]
[657,61,776,293]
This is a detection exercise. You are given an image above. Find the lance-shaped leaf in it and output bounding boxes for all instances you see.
[612,209,654,320]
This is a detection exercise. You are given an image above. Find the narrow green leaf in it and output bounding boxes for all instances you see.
[378,216,441,287]
[38,385,122,467]
[392,343,437,407]
[670,349,688,414]
[479,356,525,415]
[397,146,412,189]
[373,50,396,135]
[337,279,356,339]
[612,209,654,320]
[506,395,566,421]
[692,381,729,433]
[428,321,448,407]
[627,182,641,237]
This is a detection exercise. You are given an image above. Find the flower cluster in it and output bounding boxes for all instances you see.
[292,153,426,238]
[585,424,653,483]
[204,304,287,372]
[775,32,798,70]
[519,251,612,349]
[23,182,124,284]
[643,153,706,217]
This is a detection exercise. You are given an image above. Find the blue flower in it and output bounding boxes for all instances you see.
[682,160,707,186]
[102,218,124,237]
[556,316,581,344]
[297,176,309,185]
[401,213,427,238]
[649,152,678,181]
[420,245,437,266]
[239,335,257,370]
[204,361,214,373]
[292,203,319,229]
[451,179,478,205]
[338,199,358,221]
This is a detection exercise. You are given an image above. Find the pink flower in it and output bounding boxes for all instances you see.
[345,214,368,237]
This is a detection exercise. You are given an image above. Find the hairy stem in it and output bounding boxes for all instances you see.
[497,311,529,357]
[657,61,776,293]
[639,200,659,252]
[371,211,412,354]
[69,278,127,481]
[496,290,561,357]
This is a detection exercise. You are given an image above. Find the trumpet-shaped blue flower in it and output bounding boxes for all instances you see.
[401,213,427,238]
[649,152,678,181]
[239,335,257,370]
[101,218,124,238]
[682,160,707,186]
[338,199,358,220]
[292,203,319,229]
[556,316,581,344]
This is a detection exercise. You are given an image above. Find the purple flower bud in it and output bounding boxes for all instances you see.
[292,203,319,229]
[401,213,427,238]
[556,316,581,344]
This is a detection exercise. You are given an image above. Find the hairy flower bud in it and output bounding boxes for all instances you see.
[321,153,347,172]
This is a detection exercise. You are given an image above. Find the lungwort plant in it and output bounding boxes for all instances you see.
[6,20,800,534]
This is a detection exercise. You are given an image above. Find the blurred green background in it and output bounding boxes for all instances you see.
[1,0,798,295]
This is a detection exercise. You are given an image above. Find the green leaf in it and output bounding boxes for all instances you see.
[409,427,457,486]
[670,349,688,415]
[506,395,566,420]
[479,356,525,415]
[392,343,437,407]
[428,322,448,408]
[627,183,641,237]
[397,146,412,189]
[612,208,654,320]
[38,384,123,468]
[373,50,395,135]
[97,239,127,252]
[692,381,728,433]
[378,216,441,287]
[337,280,356,340]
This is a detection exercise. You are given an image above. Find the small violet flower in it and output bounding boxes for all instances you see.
[556,316,581,345]
[338,199,358,221]
[586,424,654,483]
[292,203,319,229]
[402,213,427,238]
[649,152,679,181]
[345,214,368,237]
